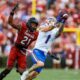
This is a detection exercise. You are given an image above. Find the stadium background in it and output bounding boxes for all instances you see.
[0,0,80,80]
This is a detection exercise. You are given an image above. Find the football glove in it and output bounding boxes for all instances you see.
[56,10,68,23]
[10,3,19,16]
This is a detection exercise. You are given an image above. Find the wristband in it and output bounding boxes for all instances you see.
[10,12,14,16]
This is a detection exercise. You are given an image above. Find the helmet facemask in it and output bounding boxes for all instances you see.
[27,17,38,32]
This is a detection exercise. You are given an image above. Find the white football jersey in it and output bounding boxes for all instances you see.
[34,28,59,54]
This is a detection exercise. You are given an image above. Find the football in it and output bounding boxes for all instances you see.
[62,13,68,19]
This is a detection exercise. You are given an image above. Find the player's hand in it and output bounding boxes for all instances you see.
[56,10,68,23]
[10,3,19,16]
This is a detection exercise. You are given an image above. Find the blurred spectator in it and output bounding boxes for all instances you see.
[61,32,76,68]
[50,37,66,68]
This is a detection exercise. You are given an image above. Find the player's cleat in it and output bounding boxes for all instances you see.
[21,71,29,80]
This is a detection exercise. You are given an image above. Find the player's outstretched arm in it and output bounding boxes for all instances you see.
[37,21,55,32]
[37,26,53,32]
[8,3,21,31]
[38,17,57,32]
[55,22,64,38]
[55,11,68,38]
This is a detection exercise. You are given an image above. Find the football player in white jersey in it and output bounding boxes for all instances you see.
[20,11,68,80]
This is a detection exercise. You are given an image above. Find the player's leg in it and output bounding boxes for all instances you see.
[27,66,43,80]
[20,49,46,80]
[21,62,43,80]
[27,60,44,73]
[0,46,17,80]
[28,49,45,73]
[0,68,11,80]
[17,51,27,75]
[25,71,39,80]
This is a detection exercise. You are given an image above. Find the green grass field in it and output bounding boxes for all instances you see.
[0,68,80,80]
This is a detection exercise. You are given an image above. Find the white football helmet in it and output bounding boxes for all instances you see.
[45,17,57,27]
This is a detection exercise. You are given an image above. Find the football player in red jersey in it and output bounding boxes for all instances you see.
[0,4,38,80]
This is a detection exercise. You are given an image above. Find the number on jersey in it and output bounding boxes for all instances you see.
[21,36,31,45]
[45,35,51,43]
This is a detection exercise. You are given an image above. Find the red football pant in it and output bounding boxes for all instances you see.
[7,46,27,70]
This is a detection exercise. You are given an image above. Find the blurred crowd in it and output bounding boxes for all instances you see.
[0,0,80,68]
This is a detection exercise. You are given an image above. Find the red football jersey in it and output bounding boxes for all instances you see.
[15,22,38,49]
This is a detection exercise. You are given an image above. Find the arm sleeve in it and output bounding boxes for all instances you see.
[52,28,59,36]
